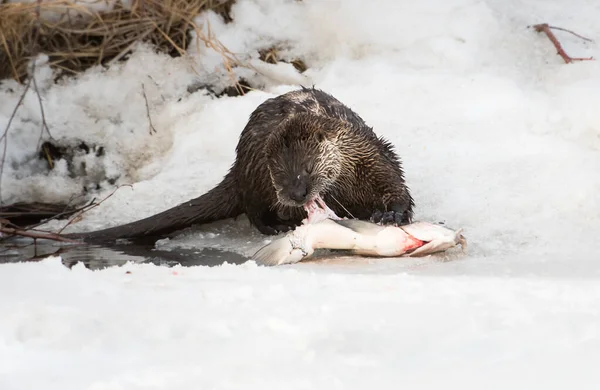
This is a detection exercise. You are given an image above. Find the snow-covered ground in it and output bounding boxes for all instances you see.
[2,257,600,389]
[2,0,600,388]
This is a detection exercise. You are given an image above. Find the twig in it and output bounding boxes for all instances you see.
[0,0,49,206]
[547,25,594,42]
[0,225,80,243]
[141,83,157,135]
[31,60,54,149]
[532,23,594,64]
[147,75,165,102]
[0,77,33,206]
[195,19,255,95]
[24,197,97,231]
[57,184,132,234]
[0,217,78,243]
[0,184,130,242]
[32,0,53,147]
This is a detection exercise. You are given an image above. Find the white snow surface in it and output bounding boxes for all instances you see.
[2,0,600,387]
[2,256,600,390]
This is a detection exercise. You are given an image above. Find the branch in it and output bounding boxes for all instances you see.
[547,25,594,42]
[0,184,132,242]
[0,225,80,243]
[56,184,132,234]
[532,23,594,64]
[32,60,54,148]
[0,76,33,206]
[141,83,157,135]
[24,197,96,231]
[147,75,165,102]
[0,0,51,205]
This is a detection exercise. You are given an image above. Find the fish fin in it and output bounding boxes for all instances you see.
[332,219,385,235]
[400,221,456,242]
[251,237,304,266]
[455,229,467,252]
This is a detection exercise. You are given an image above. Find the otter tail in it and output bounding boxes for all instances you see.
[68,172,242,243]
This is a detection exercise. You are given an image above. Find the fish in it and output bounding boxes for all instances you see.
[252,196,467,266]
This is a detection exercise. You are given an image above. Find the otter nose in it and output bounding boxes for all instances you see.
[289,186,308,203]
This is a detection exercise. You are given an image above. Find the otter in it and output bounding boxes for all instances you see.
[70,87,414,243]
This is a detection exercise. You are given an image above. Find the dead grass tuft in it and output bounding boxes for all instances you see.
[259,45,307,73]
[0,0,236,82]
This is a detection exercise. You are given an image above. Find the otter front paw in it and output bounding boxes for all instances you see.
[272,223,296,234]
[370,209,411,226]
[256,221,298,235]
[256,224,294,235]
[256,224,281,235]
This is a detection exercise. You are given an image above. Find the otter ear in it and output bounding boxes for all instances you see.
[264,136,277,160]
[315,126,339,143]
[315,117,344,142]
[315,130,328,143]
[265,133,287,161]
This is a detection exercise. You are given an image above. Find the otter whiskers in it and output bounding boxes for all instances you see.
[330,194,356,219]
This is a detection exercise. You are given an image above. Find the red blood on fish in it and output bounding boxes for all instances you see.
[404,235,424,251]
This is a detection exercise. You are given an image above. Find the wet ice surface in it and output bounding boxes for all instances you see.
[2,216,598,280]
[0,239,249,271]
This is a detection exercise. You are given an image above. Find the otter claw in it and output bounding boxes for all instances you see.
[380,211,396,225]
[273,224,295,234]
[393,211,406,226]
[257,225,280,235]
[371,210,407,226]
[370,210,383,223]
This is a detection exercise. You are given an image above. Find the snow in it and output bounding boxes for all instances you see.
[2,0,600,387]
[2,256,600,389]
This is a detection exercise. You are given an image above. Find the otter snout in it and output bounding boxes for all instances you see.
[282,174,310,205]
[288,183,308,203]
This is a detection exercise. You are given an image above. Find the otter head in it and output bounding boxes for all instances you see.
[265,114,343,207]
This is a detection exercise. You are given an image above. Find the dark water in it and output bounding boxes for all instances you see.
[0,239,249,270]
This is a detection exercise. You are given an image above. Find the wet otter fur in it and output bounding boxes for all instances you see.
[70,87,414,243]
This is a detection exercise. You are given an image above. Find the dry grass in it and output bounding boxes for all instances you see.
[259,45,307,73]
[0,0,236,82]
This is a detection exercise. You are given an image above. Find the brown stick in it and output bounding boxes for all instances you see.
[0,76,32,206]
[0,0,49,205]
[56,184,132,234]
[32,1,54,146]
[141,83,157,135]
[547,25,594,42]
[0,184,132,243]
[32,62,54,148]
[0,225,79,243]
[532,23,594,64]
[24,197,96,231]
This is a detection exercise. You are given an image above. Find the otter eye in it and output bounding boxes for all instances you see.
[274,172,288,185]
